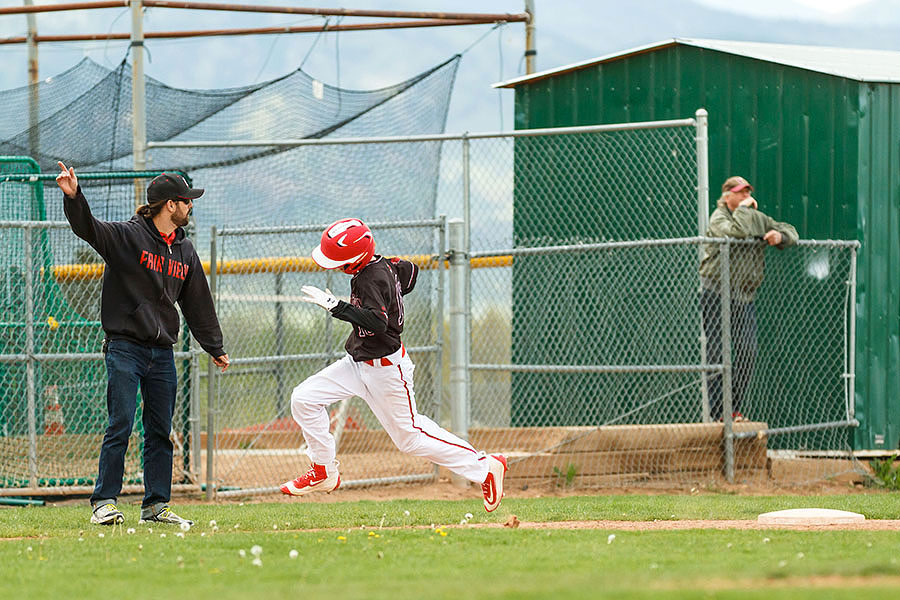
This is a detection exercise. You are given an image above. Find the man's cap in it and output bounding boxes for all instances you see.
[723,176,753,193]
[147,173,204,202]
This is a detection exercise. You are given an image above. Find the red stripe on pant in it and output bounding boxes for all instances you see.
[396,365,477,454]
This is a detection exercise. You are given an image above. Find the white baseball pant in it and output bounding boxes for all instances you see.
[290,347,490,483]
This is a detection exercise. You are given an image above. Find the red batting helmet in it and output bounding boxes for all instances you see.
[312,218,375,274]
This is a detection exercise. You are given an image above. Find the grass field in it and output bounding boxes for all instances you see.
[2,494,899,599]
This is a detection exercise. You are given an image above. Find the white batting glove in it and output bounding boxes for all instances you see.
[301,285,338,311]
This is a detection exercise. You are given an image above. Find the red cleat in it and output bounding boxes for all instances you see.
[482,454,508,512]
[280,462,341,496]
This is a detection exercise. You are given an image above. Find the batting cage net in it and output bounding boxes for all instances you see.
[0,53,459,496]
[0,52,867,496]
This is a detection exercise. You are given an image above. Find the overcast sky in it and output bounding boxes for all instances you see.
[0,0,896,132]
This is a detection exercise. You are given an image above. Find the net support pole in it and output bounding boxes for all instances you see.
[524,0,536,74]
[448,218,469,488]
[131,0,147,209]
[720,241,735,483]
[25,0,40,158]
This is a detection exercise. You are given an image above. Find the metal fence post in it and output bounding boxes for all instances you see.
[847,246,858,420]
[206,225,218,500]
[695,109,710,236]
[434,216,448,481]
[23,225,38,489]
[274,271,286,416]
[696,109,712,422]
[448,218,470,487]
[720,241,735,483]
[189,341,201,479]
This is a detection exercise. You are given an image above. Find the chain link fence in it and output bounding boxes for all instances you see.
[461,235,858,490]
[1,113,866,496]
[0,166,197,496]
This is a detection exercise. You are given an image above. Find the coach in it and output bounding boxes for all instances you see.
[56,162,229,527]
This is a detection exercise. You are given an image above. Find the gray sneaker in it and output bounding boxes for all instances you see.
[139,504,193,526]
[91,502,125,525]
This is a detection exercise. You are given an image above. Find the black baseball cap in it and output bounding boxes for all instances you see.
[147,172,204,202]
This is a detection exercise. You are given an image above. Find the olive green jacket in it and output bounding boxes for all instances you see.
[699,202,799,303]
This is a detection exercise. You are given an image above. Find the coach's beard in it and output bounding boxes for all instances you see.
[173,213,190,228]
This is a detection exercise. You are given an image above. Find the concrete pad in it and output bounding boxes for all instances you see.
[757,508,866,525]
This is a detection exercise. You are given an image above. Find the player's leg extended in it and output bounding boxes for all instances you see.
[283,355,365,495]
[361,354,507,510]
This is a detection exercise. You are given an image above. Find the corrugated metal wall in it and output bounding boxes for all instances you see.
[511,44,900,450]
[856,83,900,451]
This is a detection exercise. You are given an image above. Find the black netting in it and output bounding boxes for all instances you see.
[0,54,459,238]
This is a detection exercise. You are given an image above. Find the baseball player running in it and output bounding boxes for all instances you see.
[281,218,507,512]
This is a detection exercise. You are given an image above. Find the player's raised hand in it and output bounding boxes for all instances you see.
[55,161,78,197]
[301,285,338,311]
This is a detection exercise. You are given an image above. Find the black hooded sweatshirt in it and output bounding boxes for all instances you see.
[63,186,224,357]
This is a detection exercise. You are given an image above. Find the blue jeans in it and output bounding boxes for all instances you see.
[91,338,177,508]
[700,288,758,421]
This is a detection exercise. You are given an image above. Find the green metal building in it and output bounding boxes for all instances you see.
[498,38,900,451]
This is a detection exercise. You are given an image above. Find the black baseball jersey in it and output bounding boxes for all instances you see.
[330,256,418,362]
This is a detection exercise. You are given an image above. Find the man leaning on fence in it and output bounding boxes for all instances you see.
[699,176,798,423]
[56,162,229,526]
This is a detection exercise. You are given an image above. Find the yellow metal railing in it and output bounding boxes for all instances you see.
[48,254,513,282]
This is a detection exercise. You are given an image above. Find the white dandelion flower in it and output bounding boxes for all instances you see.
[607,534,616,544]
[251,545,263,556]
[289,550,299,559]
[238,549,246,558]
[252,558,262,567]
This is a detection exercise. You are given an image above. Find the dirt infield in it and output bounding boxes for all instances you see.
[463,518,900,531]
